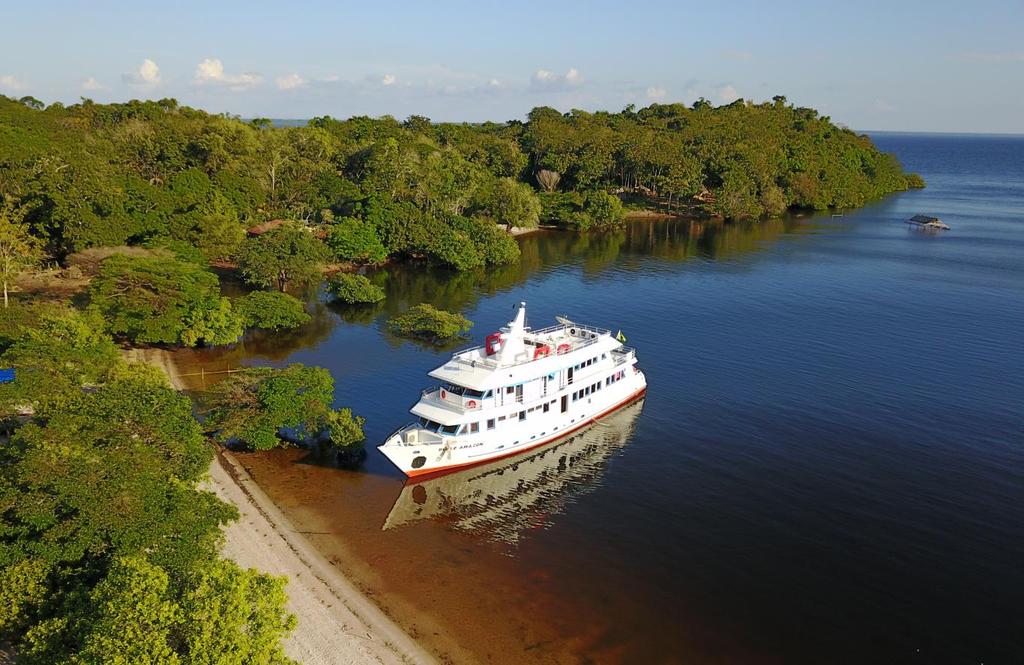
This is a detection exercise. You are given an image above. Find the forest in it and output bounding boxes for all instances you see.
[0,94,923,270]
[0,93,923,662]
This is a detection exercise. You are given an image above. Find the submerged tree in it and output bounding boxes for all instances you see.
[202,363,366,451]
[387,304,473,343]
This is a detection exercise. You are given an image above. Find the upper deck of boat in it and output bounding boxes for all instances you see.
[428,322,620,390]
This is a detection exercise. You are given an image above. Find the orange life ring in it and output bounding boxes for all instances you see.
[556,343,571,355]
[533,344,551,359]
[440,389,447,399]
[467,399,478,408]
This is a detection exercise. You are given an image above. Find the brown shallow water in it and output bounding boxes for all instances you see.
[232,403,758,664]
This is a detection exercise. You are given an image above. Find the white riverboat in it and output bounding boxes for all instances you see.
[378,302,647,477]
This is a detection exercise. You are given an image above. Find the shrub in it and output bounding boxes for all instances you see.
[388,304,473,342]
[325,217,388,264]
[326,273,385,304]
[235,291,311,331]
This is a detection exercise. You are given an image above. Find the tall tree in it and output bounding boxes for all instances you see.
[235,222,328,292]
[0,200,44,307]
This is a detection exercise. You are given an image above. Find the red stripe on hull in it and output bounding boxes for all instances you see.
[403,386,647,482]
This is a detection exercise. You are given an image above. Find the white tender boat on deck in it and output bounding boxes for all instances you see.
[378,302,647,477]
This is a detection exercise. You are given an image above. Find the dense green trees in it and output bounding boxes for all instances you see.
[202,364,366,451]
[88,253,243,346]
[388,304,473,343]
[0,94,921,284]
[0,340,297,663]
[326,273,386,304]
[235,223,328,292]
[235,291,311,331]
[0,200,44,307]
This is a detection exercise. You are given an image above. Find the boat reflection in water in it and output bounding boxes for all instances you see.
[383,397,644,545]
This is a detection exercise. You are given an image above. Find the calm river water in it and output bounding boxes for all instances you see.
[187,133,1024,664]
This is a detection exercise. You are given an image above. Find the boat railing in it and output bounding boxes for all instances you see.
[611,346,636,365]
[448,325,607,371]
[420,386,484,410]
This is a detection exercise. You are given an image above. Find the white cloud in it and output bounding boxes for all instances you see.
[716,84,739,102]
[275,73,305,90]
[488,78,501,87]
[530,67,582,91]
[0,74,26,91]
[646,86,667,100]
[122,58,161,87]
[194,58,262,91]
[381,74,396,86]
[872,98,895,113]
[320,74,340,83]
[81,77,109,91]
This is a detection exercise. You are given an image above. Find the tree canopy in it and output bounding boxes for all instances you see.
[87,253,243,346]
[202,363,366,451]
[0,94,922,279]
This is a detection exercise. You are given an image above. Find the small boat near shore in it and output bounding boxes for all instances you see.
[378,302,647,477]
[907,214,950,230]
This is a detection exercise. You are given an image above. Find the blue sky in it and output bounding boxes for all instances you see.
[2,0,1022,132]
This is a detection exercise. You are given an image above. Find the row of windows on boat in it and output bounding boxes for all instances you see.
[441,353,607,396]
[419,369,627,436]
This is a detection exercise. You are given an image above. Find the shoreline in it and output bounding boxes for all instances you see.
[209,450,433,665]
[131,348,433,665]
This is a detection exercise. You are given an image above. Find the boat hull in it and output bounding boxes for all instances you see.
[379,383,647,480]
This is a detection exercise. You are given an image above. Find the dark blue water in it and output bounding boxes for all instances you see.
[215,133,1024,664]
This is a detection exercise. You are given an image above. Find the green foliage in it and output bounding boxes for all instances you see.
[0,199,46,307]
[0,371,229,571]
[326,217,387,263]
[88,254,242,346]
[235,291,311,331]
[203,363,365,451]
[388,304,473,343]
[0,95,919,274]
[469,177,541,230]
[906,173,926,189]
[0,308,119,413]
[326,273,386,304]
[235,222,329,292]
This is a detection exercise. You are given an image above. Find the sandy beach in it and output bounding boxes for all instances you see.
[127,348,433,665]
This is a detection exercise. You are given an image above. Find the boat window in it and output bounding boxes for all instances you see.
[543,403,550,413]
[443,383,485,398]
[483,390,493,398]
[519,411,526,421]
[498,415,506,421]
[441,424,460,435]
[487,419,495,430]
[469,422,480,434]
[506,386,514,394]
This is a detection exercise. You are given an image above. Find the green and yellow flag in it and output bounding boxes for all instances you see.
[616,330,627,343]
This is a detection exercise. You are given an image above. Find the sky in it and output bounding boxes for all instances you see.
[2,0,1022,133]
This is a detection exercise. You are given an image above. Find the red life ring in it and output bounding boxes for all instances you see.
[440,389,447,399]
[467,399,478,408]
[556,343,571,355]
[485,332,504,356]
[533,344,551,359]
